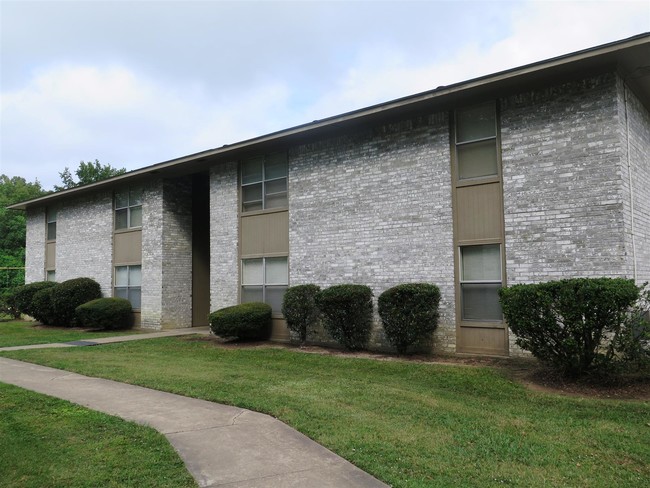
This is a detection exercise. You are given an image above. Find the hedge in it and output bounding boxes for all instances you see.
[209,302,272,341]
[76,298,133,330]
[378,283,440,354]
[499,277,642,376]
[281,284,321,344]
[316,284,373,350]
[50,278,102,327]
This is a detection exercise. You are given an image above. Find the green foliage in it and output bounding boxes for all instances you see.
[281,284,321,344]
[0,175,47,299]
[76,298,133,330]
[315,284,373,350]
[610,286,650,370]
[209,302,272,341]
[378,283,441,354]
[499,278,642,376]
[54,159,126,191]
[12,281,57,318]
[31,286,57,325]
[50,278,102,327]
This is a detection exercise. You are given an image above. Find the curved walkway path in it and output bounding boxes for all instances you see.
[0,331,387,488]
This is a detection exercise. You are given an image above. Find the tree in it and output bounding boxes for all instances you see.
[54,160,126,191]
[0,175,47,297]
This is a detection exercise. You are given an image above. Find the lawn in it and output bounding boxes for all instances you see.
[2,337,649,487]
[0,381,196,488]
[0,320,141,347]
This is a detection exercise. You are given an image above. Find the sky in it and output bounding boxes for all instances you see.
[1,0,649,190]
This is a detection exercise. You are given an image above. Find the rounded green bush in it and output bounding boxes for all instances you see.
[50,277,102,327]
[31,286,57,325]
[76,298,134,330]
[378,283,441,354]
[281,284,321,344]
[209,302,272,341]
[499,277,641,376]
[315,284,373,351]
[12,281,56,318]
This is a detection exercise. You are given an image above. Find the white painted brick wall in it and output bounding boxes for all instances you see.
[209,162,240,311]
[25,208,45,284]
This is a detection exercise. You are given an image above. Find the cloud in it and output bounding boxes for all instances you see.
[301,0,650,120]
[0,63,293,188]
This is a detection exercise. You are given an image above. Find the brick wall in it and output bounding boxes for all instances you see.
[617,77,650,285]
[56,191,113,296]
[501,73,628,285]
[141,178,164,328]
[161,177,193,328]
[24,208,45,284]
[209,162,240,312]
[289,114,456,352]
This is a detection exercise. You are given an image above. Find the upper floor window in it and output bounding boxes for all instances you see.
[46,208,57,241]
[115,188,142,230]
[241,153,288,212]
[455,102,498,180]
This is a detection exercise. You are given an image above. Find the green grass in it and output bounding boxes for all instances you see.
[0,320,141,347]
[3,337,649,487]
[0,381,196,488]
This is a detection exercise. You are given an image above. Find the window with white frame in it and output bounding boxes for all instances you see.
[455,102,498,180]
[241,257,288,313]
[114,188,143,230]
[460,244,502,321]
[241,153,288,212]
[46,208,57,241]
[114,265,142,309]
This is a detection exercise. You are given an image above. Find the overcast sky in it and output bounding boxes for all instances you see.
[1,0,649,190]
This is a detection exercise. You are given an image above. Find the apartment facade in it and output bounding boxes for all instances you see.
[12,35,650,356]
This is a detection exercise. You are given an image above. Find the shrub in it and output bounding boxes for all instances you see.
[0,287,21,319]
[76,298,134,330]
[378,283,441,354]
[499,278,641,376]
[50,277,102,327]
[281,284,321,344]
[31,286,57,325]
[315,284,373,350]
[209,302,272,341]
[12,281,56,318]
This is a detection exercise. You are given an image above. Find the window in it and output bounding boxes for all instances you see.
[46,208,57,241]
[460,244,502,321]
[114,265,142,309]
[241,153,288,212]
[46,270,56,282]
[241,256,288,313]
[115,188,142,230]
[455,102,498,180]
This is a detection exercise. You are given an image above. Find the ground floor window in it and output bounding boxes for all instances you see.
[459,244,502,321]
[241,256,288,313]
[114,265,141,309]
[46,270,56,282]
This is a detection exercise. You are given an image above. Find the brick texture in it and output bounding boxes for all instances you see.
[209,162,240,311]
[288,114,456,352]
[25,209,45,284]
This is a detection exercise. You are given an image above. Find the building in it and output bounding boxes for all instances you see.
[9,34,650,356]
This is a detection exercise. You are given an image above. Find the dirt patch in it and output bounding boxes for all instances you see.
[183,336,650,401]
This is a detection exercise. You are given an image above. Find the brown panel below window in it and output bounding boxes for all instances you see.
[270,317,290,342]
[457,325,508,356]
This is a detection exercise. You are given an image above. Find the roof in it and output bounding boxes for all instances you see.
[9,32,650,211]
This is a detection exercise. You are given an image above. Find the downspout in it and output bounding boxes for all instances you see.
[623,82,637,283]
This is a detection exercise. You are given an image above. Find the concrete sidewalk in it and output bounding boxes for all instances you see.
[0,326,212,351]
[0,357,388,488]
